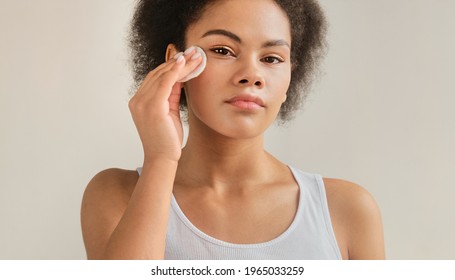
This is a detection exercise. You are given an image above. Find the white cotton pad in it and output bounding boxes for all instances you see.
[178,46,207,82]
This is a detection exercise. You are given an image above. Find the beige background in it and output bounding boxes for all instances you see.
[1,0,454,259]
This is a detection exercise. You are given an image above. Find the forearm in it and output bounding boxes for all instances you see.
[103,159,178,259]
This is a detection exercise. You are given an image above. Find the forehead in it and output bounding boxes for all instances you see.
[187,0,291,43]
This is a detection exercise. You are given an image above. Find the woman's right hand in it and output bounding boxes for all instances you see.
[128,48,203,163]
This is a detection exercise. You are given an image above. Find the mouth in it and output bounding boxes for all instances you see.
[226,95,265,110]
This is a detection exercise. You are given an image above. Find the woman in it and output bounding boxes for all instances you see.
[81,0,385,259]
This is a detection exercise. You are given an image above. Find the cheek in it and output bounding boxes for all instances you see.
[185,59,291,108]
[282,75,291,102]
[269,70,291,104]
[184,60,227,100]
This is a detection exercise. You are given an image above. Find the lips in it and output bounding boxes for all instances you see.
[226,95,265,110]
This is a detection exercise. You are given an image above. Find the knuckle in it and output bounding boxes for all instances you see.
[156,76,173,90]
[128,98,145,113]
[128,97,137,109]
[128,99,135,110]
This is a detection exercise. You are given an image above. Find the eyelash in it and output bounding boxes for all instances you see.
[261,56,285,64]
[209,46,285,64]
[210,46,234,56]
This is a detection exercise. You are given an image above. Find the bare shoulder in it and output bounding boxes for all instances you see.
[323,178,379,213]
[81,168,139,259]
[82,168,138,203]
[323,178,385,260]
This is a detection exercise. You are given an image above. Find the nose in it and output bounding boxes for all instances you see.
[233,59,265,89]
[238,78,263,88]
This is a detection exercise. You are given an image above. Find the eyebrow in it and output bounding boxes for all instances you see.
[262,39,290,49]
[201,29,290,49]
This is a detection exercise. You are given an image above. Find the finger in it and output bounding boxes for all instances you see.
[152,48,203,80]
[136,50,203,100]
[152,51,187,77]
[152,49,202,84]
[178,47,207,82]
[141,48,203,92]
[135,57,185,101]
[168,82,182,117]
[136,57,181,94]
[151,55,187,100]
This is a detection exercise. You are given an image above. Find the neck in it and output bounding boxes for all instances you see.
[176,125,279,192]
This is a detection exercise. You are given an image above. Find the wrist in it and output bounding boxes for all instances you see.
[143,148,182,165]
[142,156,179,169]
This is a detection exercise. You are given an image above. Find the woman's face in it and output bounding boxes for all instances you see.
[183,0,292,139]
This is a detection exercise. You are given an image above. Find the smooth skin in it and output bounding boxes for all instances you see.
[81,0,384,260]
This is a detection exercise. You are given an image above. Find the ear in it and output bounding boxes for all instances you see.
[165,44,180,62]
[166,44,185,89]
[291,63,297,71]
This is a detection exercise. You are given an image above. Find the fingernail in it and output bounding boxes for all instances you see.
[173,52,184,59]
[191,51,202,60]
[175,53,184,64]
[184,46,195,56]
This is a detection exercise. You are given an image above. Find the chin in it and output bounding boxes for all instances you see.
[221,127,264,140]
[187,106,278,140]
[212,118,273,140]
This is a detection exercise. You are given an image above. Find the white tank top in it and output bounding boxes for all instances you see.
[137,166,342,259]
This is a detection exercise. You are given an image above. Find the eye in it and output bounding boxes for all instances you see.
[261,56,285,64]
[210,46,235,57]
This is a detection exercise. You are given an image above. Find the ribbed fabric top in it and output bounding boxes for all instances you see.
[137,166,342,260]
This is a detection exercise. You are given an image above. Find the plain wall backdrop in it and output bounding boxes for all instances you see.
[0,0,454,259]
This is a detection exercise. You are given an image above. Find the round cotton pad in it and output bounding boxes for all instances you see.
[178,46,207,83]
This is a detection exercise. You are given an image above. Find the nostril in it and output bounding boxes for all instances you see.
[239,79,248,84]
[254,81,262,86]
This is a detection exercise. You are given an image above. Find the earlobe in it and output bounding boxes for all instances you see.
[291,62,297,71]
[165,44,180,62]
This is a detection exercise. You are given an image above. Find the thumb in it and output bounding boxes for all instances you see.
[168,82,182,115]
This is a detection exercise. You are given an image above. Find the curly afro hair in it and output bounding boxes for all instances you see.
[129,0,327,122]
